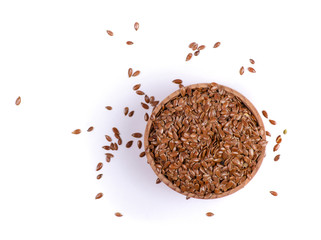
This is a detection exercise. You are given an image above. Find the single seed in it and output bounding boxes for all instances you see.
[274,154,280,161]
[124,107,129,116]
[102,145,110,150]
[156,178,161,184]
[194,50,200,56]
[96,162,103,171]
[115,212,123,217]
[206,212,214,217]
[186,53,193,61]
[136,90,145,95]
[118,138,122,145]
[213,42,221,48]
[128,68,133,78]
[106,30,113,36]
[262,110,268,119]
[198,45,206,50]
[126,41,134,45]
[266,131,271,137]
[141,102,149,109]
[269,119,277,125]
[128,111,134,117]
[240,66,244,75]
[97,174,103,179]
[105,106,112,110]
[87,126,94,132]
[273,144,280,152]
[114,143,118,150]
[106,156,111,162]
[105,153,114,158]
[139,151,146,157]
[270,191,278,196]
[192,43,198,51]
[188,42,196,48]
[105,135,112,142]
[283,129,287,135]
[134,22,139,31]
[15,96,21,105]
[144,95,150,103]
[276,135,282,143]
[144,113,149,121]
[172,79,183,84]
[112,127,120,135]
[133,70,140,77]
[95,193,103,199]
[137,140,142,149]
[250,59,255,64]
[72,129,81,134]
[126,141,133,148]
[248,67,256,73]
[132,133,142,138]
[133,84,141,91]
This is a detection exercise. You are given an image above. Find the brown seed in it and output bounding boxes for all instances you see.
[132,133,143,138]
[105,135,112,142]
[269,119,277,125]
[194,50,200,56]
[128,111,134,117]
[192,44,198,51]
[198,45,206,50]
[273,144,280,152]
[105,106,112,110]
[15,96,21,105]
[276,135,282,144]
[87,126,94,132]
[133,84,141,91]
[112,127,120,135]
[283,129,287,135]
[126,41,134,45]
[156,178,161,184]
[132,70,140,77]
[95,193,103,199]
[115,212,123,217]
[240,66,244,75]
[250,59,255,64]
[188,42,196,48]
[114,143,118,150]
[186,53,193,61]
[118,138,122,145]
[144,113,149,121]
[248,67,256,73]
[102,145,110,150]
[274,154,280,161]
[144,95,150,103]
[172,79,183,84]
[105,153,114,158]
[96,162,103,171]
[72,129,81,134]
[137,140,142,149]
[213,42,221,48]
[139,151,146,157]
[134,22,139,31]
[206,212,214,217]
[124,107,129,116]
[126,141,133,148]
[262,110,268,119]
[136,90,145,95]
[270,191,278,196]
[128,68,133,78]
[97,174,103,179]
[106,30,113,36]
[266,131,271,137]
[141,102,149,109]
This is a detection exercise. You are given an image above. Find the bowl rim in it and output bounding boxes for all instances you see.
[144,82,266,199]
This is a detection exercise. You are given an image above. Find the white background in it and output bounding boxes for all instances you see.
[1,0,321,239]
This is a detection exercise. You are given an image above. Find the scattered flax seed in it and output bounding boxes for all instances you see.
[144,113,149,121]
[106,30,113,36]
[96,162,103,171]
[128,68,133,78]
[128,111,134,117]
[206,212,214,217]
[106,153,114,158]
[141,102,149,109]
[250,59,255,64]
[156,178,161,184]
[270,191,278,196]
[132,133,143,138]
[192,44,198,51]
[144,95,150,103]
[15,96,21,105]
[283,129,287,135]
[87,126,94,132]
[106,156,111,162]
[194,50,200,56]
[266,131,271,137]
[137,140,142,149]
[172,79,183,84]
[118,138,122,145]
[262,110,268,119]
[186,53,193,61]
[198,45,206,50]
[248,67,256,73]
[273,144,280,152]
[132,70,140,77]
[102,146,110,150]
[114,143,118,150]
[274,154,280,161]
[72,129,81,134]
[112,127,120,135]
[105,106,112,110]
[95,193,103,199]
[126,141,133,148]
[126,41,134,45]
[133,84,141,91]
[136,90,145,95]
[134,22,139,31]
[105,135,112,142]
[124,107,129,116]
[97,174,103,180]
[139,151,146,157]
[213,42,221,48]
[240,66,244,75]
[115,212,123,217]
[269,119,277,125]
[188,42,196,48]
[276,135,282,144]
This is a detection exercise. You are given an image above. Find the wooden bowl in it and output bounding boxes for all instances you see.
[144,82,266,199]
